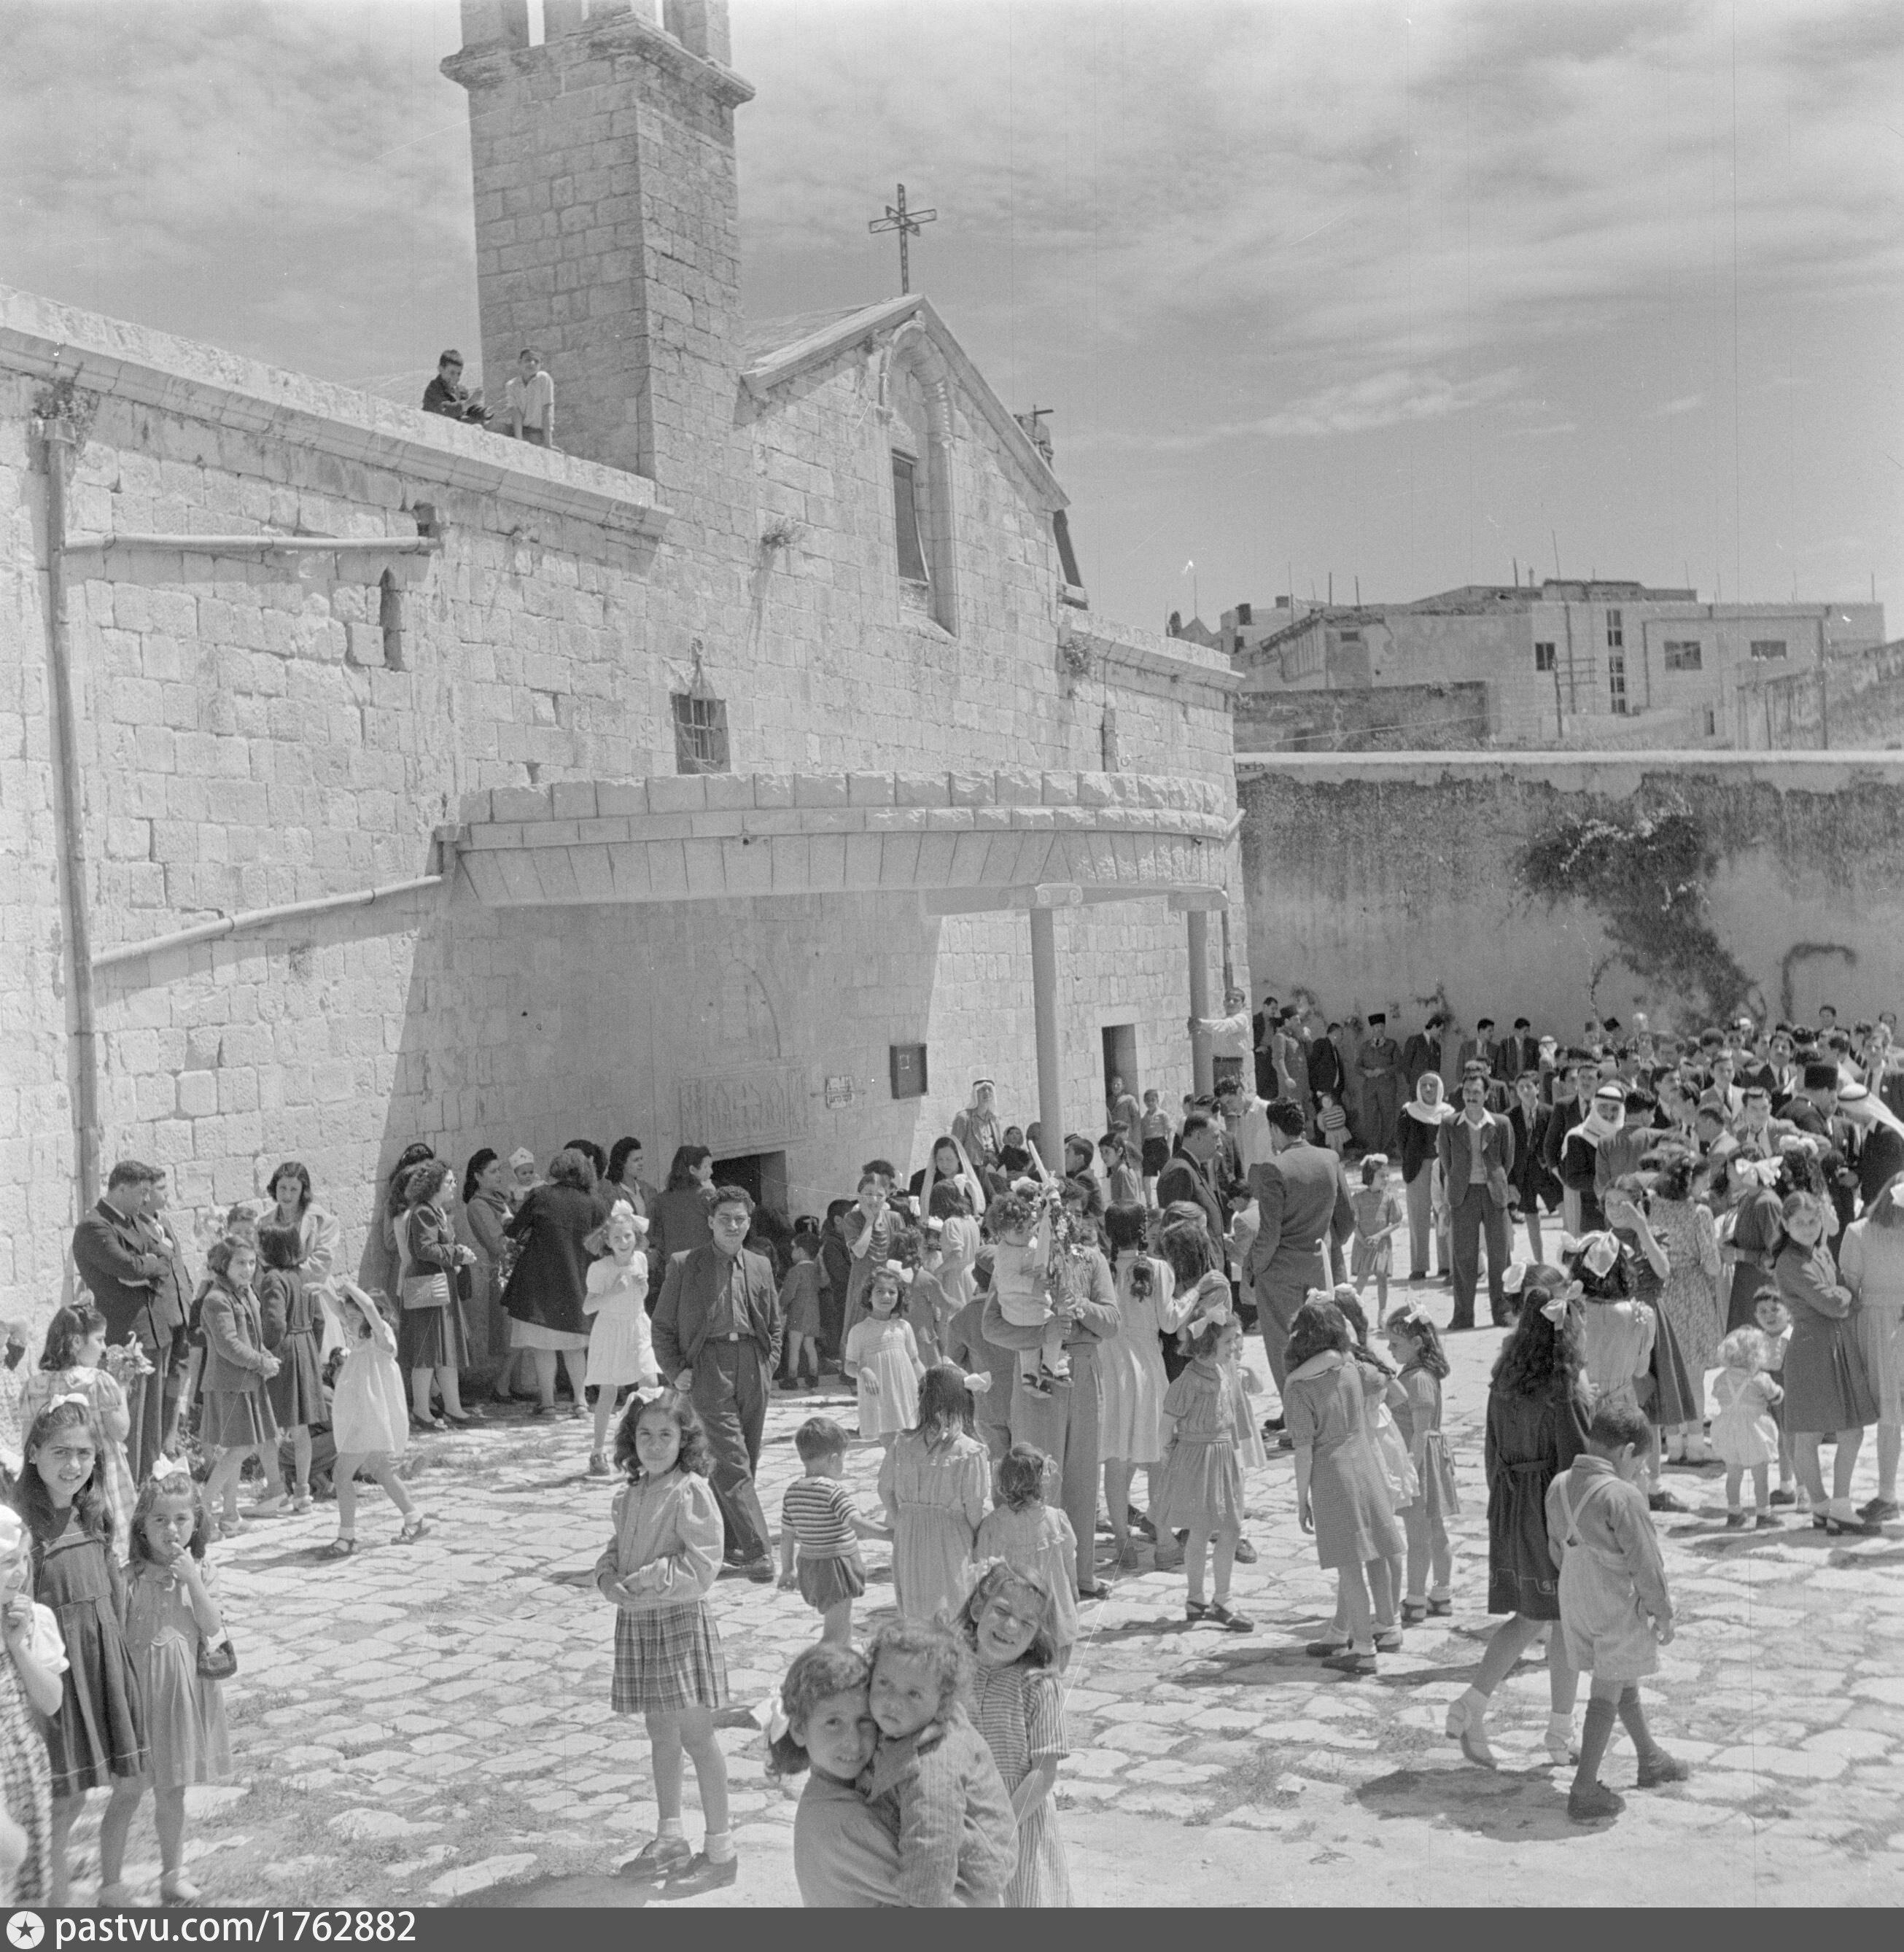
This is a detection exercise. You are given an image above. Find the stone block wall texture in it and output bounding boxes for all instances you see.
[0,404,76,1318]
[1738,638,1904,752]
[1235,682,1491,754]
[1240,755,1904,1041]
[0,275,1240,1323]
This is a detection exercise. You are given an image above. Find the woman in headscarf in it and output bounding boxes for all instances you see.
[1398,1073,1454,1286]
[909,1134,987,1226]
[952,1080,1007,1194]
[1558,1080,1646,1234]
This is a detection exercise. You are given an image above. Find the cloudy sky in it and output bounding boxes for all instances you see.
[7,0,1903,631]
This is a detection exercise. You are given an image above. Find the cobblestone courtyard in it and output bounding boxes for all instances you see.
[60,1310,1904,1909]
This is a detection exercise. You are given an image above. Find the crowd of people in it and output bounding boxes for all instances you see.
[1,992,1897,1905]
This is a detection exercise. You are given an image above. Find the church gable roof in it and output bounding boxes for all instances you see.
[742,294,1066,512]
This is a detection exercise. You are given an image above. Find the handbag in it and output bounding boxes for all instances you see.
[398,1211,451,1312]
[197,1632,238,1680]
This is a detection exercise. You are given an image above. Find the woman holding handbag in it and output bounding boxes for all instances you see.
[397,1161,478,1431]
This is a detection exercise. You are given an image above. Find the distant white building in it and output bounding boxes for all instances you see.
[1226,580,1886,750]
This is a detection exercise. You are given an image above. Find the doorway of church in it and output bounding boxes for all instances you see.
[712,1150,791,1262]
[1100,1024,1138,1128]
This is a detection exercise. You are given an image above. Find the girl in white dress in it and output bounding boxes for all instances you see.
[322,1284,427,1559]
[1710,1326,1783,1528]
[844,1264,925,1445]
[1097,1205,1192,1568]
[584,1210,660,1477]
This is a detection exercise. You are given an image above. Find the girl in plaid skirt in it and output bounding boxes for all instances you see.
[593,1389,735,1886]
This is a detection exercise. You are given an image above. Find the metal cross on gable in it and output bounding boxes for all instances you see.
[868,183,936,295]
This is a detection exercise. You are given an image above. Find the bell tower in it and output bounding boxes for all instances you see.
[443,0,753,534]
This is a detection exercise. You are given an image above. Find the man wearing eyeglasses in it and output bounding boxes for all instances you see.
[653,1184,782,1579]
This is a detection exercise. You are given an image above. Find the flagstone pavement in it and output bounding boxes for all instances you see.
[65,1307,1904,1909]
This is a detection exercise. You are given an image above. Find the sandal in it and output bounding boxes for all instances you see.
[1205,1602,1254,1633]
[394,1516,430,1545]
[409,1413,446,1434]
[291,1494,312,1515]
[1426,1596,1453,1617]
[320,1536,359,1560]
[1184,1598,1211,1622]
[218,1517,246,1539]
[1400,1600,1428,1625]
[1319,1648,1378,1676]
[1444,1695,1497,1768]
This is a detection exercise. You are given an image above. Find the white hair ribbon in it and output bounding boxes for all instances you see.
[754,1689,790,1745]
[1499,1263,1528,1296]
[1540,1294,1571,1326]
[47,1393,90,1415]
[149,1454,190,1484]
[1565,1232,1621,1279]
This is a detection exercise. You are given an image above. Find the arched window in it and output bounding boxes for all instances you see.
[886,327,957,634]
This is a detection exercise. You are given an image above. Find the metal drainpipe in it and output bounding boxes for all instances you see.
[38,415,102,1207]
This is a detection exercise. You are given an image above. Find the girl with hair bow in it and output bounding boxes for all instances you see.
[844,1261,927,1447]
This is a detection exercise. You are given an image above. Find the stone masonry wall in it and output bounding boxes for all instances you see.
[1240,753,1904,1041]
[1,286,1240,1329]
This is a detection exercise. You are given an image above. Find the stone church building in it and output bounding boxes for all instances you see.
[1,0,1243,1317]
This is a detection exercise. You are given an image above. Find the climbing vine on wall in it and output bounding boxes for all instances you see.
[1516,801,1755,1025]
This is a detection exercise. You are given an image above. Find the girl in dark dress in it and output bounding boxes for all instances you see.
[257,1222,327,1511]
[15,1401,147,1907]
[1445,1269,1588,1771]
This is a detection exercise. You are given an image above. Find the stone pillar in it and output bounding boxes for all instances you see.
[1187,909,1213,1096]
[665,0,731,62]
[459,0,528,49]
[1030,906,1064,1168]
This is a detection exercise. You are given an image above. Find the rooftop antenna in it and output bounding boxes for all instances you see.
[869,184,937,296]
[1551,530,1561,580]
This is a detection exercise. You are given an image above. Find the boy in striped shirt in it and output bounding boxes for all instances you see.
[778,1417,889,1642]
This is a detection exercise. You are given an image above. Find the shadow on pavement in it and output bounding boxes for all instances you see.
[1356,1764,1582,1842]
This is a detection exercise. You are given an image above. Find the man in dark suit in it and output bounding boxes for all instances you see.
[1307,1019,1345,1106]
[138,1167,195,1473]
[71,1159,188,1479]
[1154,1114,1229,1262]
[1500,1018,1540,1084]
[1439,1073,1517,1329]
[653,1183,781,1577]
[1246,1101,1354,1400]
[1505,1072,1556,1267]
